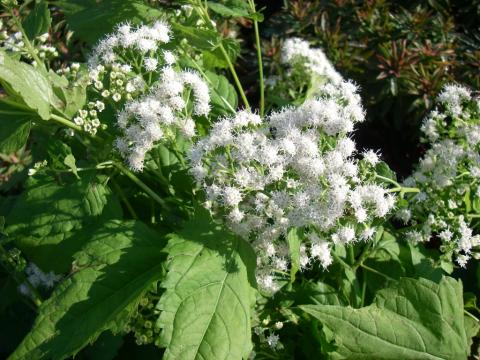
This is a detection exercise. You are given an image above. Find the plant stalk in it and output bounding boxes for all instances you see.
[248,0,264,116]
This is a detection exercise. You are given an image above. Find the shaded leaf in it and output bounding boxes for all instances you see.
[9,220,165,360]
[59,0,162,44]
[204,71,238,117]
[0,103,32,153]
[22,1,51,39]
[5,175,122,273]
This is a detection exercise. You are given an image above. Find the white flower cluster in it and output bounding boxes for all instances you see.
[18,263,62,297]
[280,37,342,85]
[73,20,211,167]
[88,21,171,68]
[402,84,480,267]
[115,67,210,171]
[0,19,58,64]
[190,81,395,292]
[72,21,176,135]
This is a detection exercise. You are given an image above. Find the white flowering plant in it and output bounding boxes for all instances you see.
[0,1,479,359]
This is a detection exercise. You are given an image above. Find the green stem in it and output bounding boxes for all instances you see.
[347,245,355,266]
[388,186,420,194]
[111,179,138,220]
[218,44,251,110]
[248,0,264,116]
[375,174,401,188]
[360,271,367,307]
[360,264,396,282]
[331,249,351,270]
[113,162,169,210]
[352,242,373,271]
[8,7,46,73]
[195,1,250,110]
[464,309,480,322]
[50,114,82,132]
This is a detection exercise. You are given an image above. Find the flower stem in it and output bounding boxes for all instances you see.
[194,0,251,110]
[388,187,420,194]
[218,43,251,111]
[248,0,264,116]
[7,7,46,73]
[111,178,138,220]
[50,114,82,132]
[113,162,169,210]
[360,264,396,282]
[464,309,480,322]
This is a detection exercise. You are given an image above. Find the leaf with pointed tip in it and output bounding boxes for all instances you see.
[0,51,59,119]
[9,220,166,360]
[301,277,472,360]
[5,175,122,273]
[157,210,256,360]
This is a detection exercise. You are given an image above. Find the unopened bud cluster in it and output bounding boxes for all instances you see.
[0,20,58,64]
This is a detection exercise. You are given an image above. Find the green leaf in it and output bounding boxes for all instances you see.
[48,70,87,117]
[207,1,250,18]
[5,175,122,273]
[157,209,256,360]
[59,0,163,44]
[207,1,263,21]
[301,277,471,360]
[464,315,480,352]
[63,154,79,179]
[172,23,239,69]
[287,227,301,282]
[9,220,166,360]
[295,281,348,306]
[22,1,51,39]
[375,161,397,182]
[0,51,58,119]
[203,38,240,69]
[204,71,238,117]
[0,103,32,153]
[172,23,220,51]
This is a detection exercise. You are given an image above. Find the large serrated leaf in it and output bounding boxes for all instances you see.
[157,209,256,360]
[5,175,122,273]
[301,277,471,360]
[8,220,166,360]
[0,51,58,120]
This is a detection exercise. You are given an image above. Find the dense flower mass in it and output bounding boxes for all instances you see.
[115,68,210,171]
[280,37,342,85]
[402,84,480,266]
[71,21,210,170]
[190,81,395,291]
[266,37,342,97]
